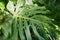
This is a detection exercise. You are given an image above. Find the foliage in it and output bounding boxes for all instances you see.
[0,0,60,40]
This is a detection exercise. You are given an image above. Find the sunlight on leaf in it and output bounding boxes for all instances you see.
[7,1,15,14]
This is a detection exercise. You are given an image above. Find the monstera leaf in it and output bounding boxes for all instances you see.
[0,0,60,40]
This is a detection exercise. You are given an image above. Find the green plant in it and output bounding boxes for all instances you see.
[0,0,60,40]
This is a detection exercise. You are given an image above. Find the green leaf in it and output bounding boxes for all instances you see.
[31,21,45,40]
[7,1,15,14]
[10,0,17,4]
[18,18,25,40]
[0,2,5,12]
[24,19,32,40]
[0,0,60,40]
[10,18,18,40]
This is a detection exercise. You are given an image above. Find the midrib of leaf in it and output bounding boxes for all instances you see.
[15,15,50,26]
